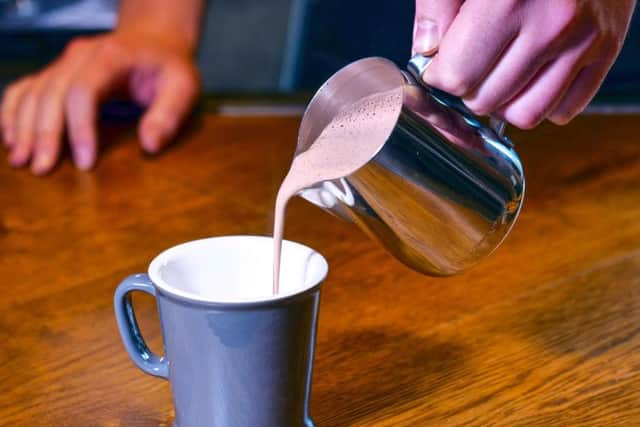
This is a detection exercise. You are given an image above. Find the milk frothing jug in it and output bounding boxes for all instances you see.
[298,55,526,276]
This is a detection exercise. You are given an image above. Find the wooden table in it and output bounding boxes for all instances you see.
[1,113,640,426]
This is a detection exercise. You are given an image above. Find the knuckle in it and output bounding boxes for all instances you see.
[549,117,568,126]
[500,0,523,16]
[66,83,83,101]
[598,32,620,54]
[507,108,544,130]
[513,116,540,130]
[436,70,474,97]
[549,111,576,126]
[98,37,123,58]
[66,80,91,101]
[588,23,605,45]
[30,74,51,94]
[548,0,579,38]
[46,79,68,98]
[582,24,610,56]
[12,89,40,119]
[9,76,34,93]
[167,61,201,100]
[21,90,39,108]
[463,98,493,116]
[579,22,604,53]
[176,61,201,86]
[2,84,20,103]
[577,9,619,53]
[556,0,579,24]
[65,85,87,111]
[64,37,90,56]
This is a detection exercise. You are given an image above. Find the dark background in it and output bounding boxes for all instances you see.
[0,0,638,104]
[300,0,640,103]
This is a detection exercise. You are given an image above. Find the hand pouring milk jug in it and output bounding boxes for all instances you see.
[296,54,526,276]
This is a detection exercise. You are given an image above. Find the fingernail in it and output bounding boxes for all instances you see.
[9,148,26,167]
[141,126,161,154]
[73,144,94,170]
[32,152,52,175]
[413,17,439,55]
[3,129,14,148]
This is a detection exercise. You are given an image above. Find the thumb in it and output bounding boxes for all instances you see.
[138,62,200,154]
[412,0,463,55]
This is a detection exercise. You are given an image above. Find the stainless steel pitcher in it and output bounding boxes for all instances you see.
[298,55,526,276]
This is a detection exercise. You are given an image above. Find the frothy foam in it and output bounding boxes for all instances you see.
[272,88,403,293]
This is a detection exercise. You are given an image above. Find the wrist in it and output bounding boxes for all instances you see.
[116,0,204,56]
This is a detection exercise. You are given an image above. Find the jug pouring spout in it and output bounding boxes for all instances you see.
[298,179,357,223]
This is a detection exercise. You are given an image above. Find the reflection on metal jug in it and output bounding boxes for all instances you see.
[298,55,525,276]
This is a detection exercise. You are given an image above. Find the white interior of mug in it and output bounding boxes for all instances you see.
[148,236,328,303]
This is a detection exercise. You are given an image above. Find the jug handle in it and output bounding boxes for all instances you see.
[407,54,507,139]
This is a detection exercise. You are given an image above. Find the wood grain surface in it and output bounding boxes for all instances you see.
[1,113,640,426]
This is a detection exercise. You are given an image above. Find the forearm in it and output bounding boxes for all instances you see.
[116,0,206,53]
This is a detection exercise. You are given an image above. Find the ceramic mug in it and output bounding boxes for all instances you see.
[114,236,328,427]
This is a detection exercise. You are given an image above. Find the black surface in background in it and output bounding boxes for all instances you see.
[0,3,638,102]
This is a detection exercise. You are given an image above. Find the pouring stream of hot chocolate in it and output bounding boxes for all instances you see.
[272,88,403,294]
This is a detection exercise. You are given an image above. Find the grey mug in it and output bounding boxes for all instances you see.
[113,236,329,427]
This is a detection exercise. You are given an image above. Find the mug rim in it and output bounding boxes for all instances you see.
[147,235,328,308]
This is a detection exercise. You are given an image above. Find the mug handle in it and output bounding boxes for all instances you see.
[114,274,169,379]
[407,53,507,138]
